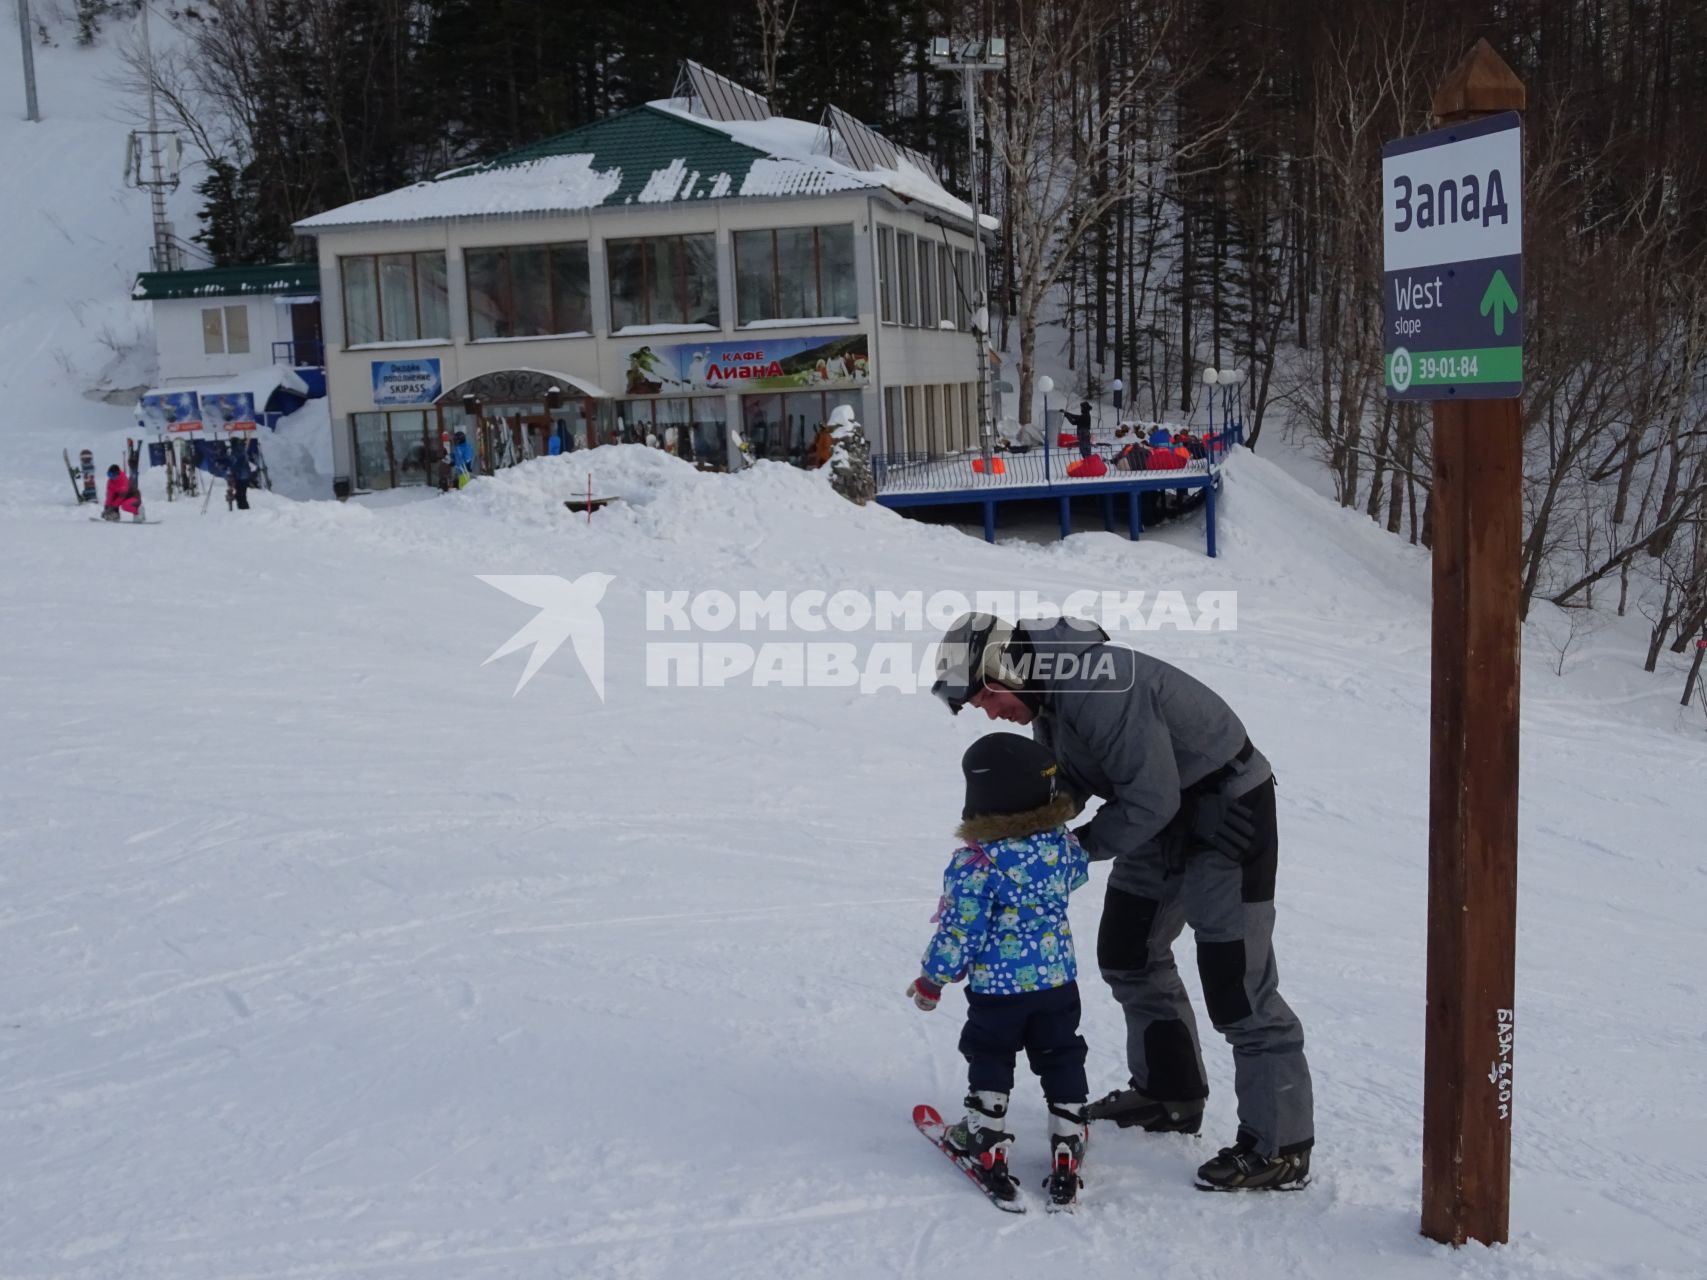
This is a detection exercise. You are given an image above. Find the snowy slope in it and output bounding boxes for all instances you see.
[2,443,1705,1280]
[4,14,1707,1279]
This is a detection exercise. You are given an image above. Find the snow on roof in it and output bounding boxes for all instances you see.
[649,100,993,229]
[296,153,624,231]
[295,97,994,234]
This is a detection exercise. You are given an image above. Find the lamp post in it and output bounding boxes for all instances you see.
[928,33,1007,466]
[1201,366,1219,437]
[1038,374,1054,483]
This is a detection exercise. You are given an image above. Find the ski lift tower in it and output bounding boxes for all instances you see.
[125,2,183,271]
[928,33,1006,464]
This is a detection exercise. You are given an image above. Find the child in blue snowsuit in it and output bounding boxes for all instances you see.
[906,733,1090,1200]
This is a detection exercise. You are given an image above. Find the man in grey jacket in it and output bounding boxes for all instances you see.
[932,613,1314,1191]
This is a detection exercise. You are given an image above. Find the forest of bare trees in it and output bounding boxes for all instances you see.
[66,0,1707,685]
[969,0,1707,688]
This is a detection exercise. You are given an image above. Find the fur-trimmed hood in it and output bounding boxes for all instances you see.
[955,791,1079,847]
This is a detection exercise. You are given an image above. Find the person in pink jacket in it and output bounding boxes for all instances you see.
[103,465,142,520]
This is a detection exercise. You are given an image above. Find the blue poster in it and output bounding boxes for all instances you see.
[201,392,257,431]
[139,390,202,433]
[372,358,443,406]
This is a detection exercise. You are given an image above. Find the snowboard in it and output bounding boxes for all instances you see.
[913,1104,1026,1213]
[91,517,156,525]
[80,449,96,503]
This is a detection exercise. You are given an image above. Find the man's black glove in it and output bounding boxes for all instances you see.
[1187,790,1258,863]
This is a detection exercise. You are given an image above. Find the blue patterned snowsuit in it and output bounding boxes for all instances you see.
[921,827,1091,1101]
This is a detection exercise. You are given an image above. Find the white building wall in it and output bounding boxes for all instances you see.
[153,297,294,387]
[312,191,985,487]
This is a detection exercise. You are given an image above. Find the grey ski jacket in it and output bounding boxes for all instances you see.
[1023,619,1272,865]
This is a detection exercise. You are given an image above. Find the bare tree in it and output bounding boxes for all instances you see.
[983,0,1243,430]
[755,0,799,102]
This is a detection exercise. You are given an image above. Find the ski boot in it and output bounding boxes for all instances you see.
[100,508,119,522]
[1044,1101,1087,1209]
[944,1090,1019,1205]
[1085,1083,1203,1133]
[1195,1132,1311,1192]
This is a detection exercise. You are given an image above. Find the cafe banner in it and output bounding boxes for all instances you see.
[371,358,443,406]
[139,390,202,433]
[200,391,258,432]
[625,333,869,395]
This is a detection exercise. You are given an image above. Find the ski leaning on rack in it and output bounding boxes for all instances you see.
[913,1104,1026,1214]
[63,450,86,502]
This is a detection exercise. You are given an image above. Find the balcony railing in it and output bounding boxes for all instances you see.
[873,424,1243,496]
[272,339,325,368]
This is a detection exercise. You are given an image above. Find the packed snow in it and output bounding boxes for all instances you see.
[3,20,1706,1280]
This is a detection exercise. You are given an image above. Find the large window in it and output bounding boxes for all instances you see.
[733,225,856,325]
[201,305,250,355]
[955,248,973,329]
[607,234,719,331]
[618,396,730,467]
[877,226,896,324]
[351,409,436,490]
[938,248,953,331]
[465,242,591,339]
[741,391,862,465]
[918,241,937,329]
[342,252,448,345]
[897,235,917,326]
[883,385,905,455]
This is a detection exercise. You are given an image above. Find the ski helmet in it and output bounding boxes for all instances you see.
[932,613,1029,714]
[107,464,121,476]
[961,732,1059,820]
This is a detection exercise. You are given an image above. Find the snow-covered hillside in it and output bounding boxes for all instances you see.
[0,10,200,493]
[3,441,1705,1280]
[4,14,1707,1280]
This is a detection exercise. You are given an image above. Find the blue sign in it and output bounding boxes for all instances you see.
[200,392,257,430]
[372,358,442,406]
[139,390,202,433]
[1382,112,1523,400]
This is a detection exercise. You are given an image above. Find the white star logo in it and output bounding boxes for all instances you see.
[478,572,616,698]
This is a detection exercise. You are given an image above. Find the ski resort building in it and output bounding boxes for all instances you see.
[132,263,325,394]
[294,64,990,495]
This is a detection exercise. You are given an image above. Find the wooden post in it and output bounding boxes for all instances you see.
[1421,40,1526,1249]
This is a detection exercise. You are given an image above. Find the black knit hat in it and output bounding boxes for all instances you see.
[961,733,1060,821]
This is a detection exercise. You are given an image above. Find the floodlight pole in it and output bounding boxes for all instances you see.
[930,36,1005,464]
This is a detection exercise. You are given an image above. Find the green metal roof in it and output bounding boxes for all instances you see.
[132,263,320,302]
[471,106,769,204]
[293,101,943,233]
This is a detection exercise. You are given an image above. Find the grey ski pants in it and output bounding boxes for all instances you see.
[1096,779,1314,1155]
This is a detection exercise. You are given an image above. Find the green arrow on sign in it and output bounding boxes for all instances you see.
[1480,269,1518,337]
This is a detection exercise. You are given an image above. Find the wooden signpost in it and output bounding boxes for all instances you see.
[1384,40,1527,1248]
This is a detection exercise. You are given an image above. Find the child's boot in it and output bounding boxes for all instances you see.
[1045,1101,1087,1208]
[945,1090,1017,1202]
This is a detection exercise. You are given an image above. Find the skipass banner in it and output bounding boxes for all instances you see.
[200,392,258,432]
[372,358,442,406]
[139,390,202,433]
[624,334,869,396]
